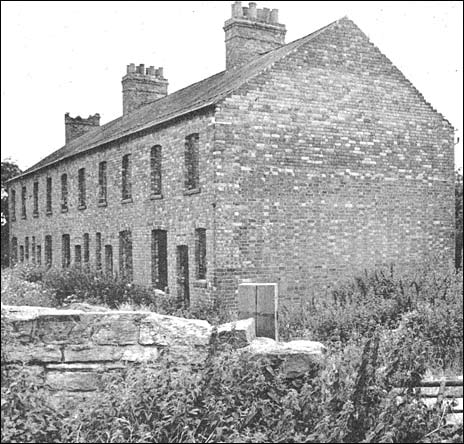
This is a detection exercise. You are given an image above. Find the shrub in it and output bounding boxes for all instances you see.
[1,364,66,443]
[1,266,56,307]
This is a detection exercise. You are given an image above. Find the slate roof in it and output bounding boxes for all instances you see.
[12,18,339,181]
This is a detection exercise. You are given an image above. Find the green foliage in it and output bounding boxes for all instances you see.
[280,263,463,372]
[456,168,463,269]
[1,159,22,268]
[1,365,66,443]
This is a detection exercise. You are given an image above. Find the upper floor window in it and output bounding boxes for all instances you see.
[10,189,16,221]
[46,177,52,214]
[98,161,107,205]
[121,154,132,201]
[33,181,39,217]
[150,145,162,197]
[21,186,27,219]
[185,133,200,191]
[78,168,86,209]
[195,228,207,280]
[61,174,68,212]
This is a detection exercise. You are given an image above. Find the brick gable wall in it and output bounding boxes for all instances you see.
[212,18,454,308]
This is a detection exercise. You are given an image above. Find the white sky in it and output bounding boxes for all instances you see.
[1,1,462,171]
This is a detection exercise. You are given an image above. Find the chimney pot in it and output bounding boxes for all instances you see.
[270,9,279,23]
[232,1,242,18]
[248,2,257,19]
[262,7,270,22]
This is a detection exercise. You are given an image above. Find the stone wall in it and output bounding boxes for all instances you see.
[2,305,213,402]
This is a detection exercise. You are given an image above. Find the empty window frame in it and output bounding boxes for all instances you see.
[45,235,52,267]
[121,154,132,200]
[195,228,207,279]
[19,245,24,263]
[11,237,18,265]
[25,237,29,261]
[105,244,113,275]
[184,133,200,191]
[75,245,82,266]
[11,189,16,221]
[119,230,133,280]
[46,177,52,214]
[36,244,42,265]
[150,145,162,196]
[95,232,102,270]
[83,233,90,265]
[21,186,27,219]
[98,161,107,205]
[33,181,39,216]
[151,229,168,289]
[62,234,71,268]
[31,236,36,264]
[61,174,68,211]
[78,168,86,208]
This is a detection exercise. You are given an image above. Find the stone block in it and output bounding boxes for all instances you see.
[217,318,256,348]
[6,344,62,363]
[242,337,326,378]
[45,371,101,391]
[138,312,212,347]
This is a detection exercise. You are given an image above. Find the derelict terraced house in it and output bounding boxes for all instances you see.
[7,2,455,309]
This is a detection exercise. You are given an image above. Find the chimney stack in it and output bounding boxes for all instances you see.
[122,63,168,115]
[224,2,286,70]
[65,113,100,144]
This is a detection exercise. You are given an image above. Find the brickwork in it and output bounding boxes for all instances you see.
[65,113,100,144]
[9,110,217,307]
[8,8,454,312]
[212,17,454,308]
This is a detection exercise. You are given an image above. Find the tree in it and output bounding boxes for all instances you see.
[456,168,463,269]
[1,160,22,268]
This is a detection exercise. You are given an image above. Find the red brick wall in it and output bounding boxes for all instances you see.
[212,18,455,309]
[9,110,217,307]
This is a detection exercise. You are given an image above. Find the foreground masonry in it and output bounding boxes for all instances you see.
[7,2,455,310]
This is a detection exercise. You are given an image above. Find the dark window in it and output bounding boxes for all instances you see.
[31,236,36,264]
[25,237,29,261]
[75,245,82,266]
[83,233,90,265]
[62,234,70,268]
[122,154,132,200]
[150,145,162,196]
[61,174,68,211]
[33,182,39,216]
[36,244,42,265]
[95,232,102,270]
[119,230,133,280]
[151,229,168,289]
[46,177,52,214]
[45,235,52,267]
[105,244,113,275]
[195,228,207,279]
[78,168,86,208]
[21,186,27,219]
[19,245,24,263]
[11,189,16,221]
[98,161,107,205]
[185,133,199,190]
[11,237,18,265]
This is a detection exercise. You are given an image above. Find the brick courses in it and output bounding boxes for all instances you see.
[8,5,454,312]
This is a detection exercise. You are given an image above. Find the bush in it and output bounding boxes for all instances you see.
[279,263,463,372]
[1,266,56,307]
